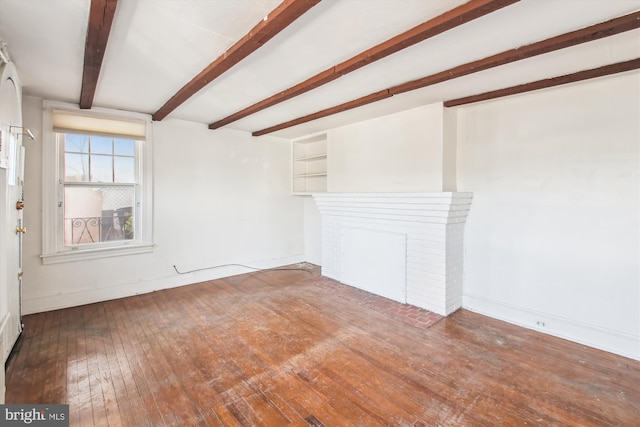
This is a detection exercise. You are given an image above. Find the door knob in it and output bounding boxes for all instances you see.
[16,227,27,234]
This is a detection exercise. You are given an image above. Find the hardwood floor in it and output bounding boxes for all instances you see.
[6,267,640,426]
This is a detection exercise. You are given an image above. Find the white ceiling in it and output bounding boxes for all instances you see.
[0,0,638,139]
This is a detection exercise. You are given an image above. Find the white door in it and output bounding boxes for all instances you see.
[0,60,25,372]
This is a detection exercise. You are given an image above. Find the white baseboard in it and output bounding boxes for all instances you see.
[22,254,306,315]
[463,293,639,361]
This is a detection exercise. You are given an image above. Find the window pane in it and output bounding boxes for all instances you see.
[65,134,88,153]
[64,186,104,245]
[114,138,135,156]
[64,186,135,245]
[114,156,135,183]
[91,136,113,154]
[103,187,135,241]
[91,155,113,182]
[65,153,89,182]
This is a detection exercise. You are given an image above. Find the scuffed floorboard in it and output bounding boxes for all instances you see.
[6,266,640,426]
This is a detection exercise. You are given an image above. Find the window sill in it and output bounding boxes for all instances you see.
[41,243,154,265]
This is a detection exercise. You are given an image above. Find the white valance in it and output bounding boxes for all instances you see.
[52,109,147,140]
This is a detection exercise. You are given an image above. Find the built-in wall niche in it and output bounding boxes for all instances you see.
[292,133,327,195]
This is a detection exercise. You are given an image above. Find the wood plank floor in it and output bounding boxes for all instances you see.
[6,267,640,426]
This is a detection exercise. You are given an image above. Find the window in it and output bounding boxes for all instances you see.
[62,134,137,246]
[42,103,153,264]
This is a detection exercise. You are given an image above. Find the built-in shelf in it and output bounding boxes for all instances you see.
[292,133,327,194]
[295,154,327,162]
[294,172,327,178]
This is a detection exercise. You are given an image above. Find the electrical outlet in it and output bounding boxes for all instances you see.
[536,320,546,327]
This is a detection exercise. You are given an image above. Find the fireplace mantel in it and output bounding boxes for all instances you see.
[313,192,473,316]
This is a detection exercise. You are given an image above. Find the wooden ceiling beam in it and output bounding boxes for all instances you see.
[391,11,640,95]
[443,59,640,107]
[251,11,640,136]
[152,0,321,122]
[252,90,392,136]
[79,0,118,109]
[209,0,520,130]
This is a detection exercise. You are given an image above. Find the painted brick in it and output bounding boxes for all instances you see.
[314,192,472,316]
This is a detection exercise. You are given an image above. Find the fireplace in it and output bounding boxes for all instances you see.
[313,192,473,316]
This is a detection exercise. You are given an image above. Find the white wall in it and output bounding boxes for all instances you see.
[21,72,640,359]
[328,103,444,192]
[22,97,305,313]
[302,72,639,360]
[303,103,450,266]
[458,72,640,360]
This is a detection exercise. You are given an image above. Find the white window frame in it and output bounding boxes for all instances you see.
[41,101,153,264]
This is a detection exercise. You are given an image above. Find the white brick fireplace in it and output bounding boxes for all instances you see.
[313,193,473,316]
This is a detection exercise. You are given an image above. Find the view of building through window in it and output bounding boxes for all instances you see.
[63,134,137,245]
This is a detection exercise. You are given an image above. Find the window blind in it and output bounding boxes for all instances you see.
[52,109,147,140]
